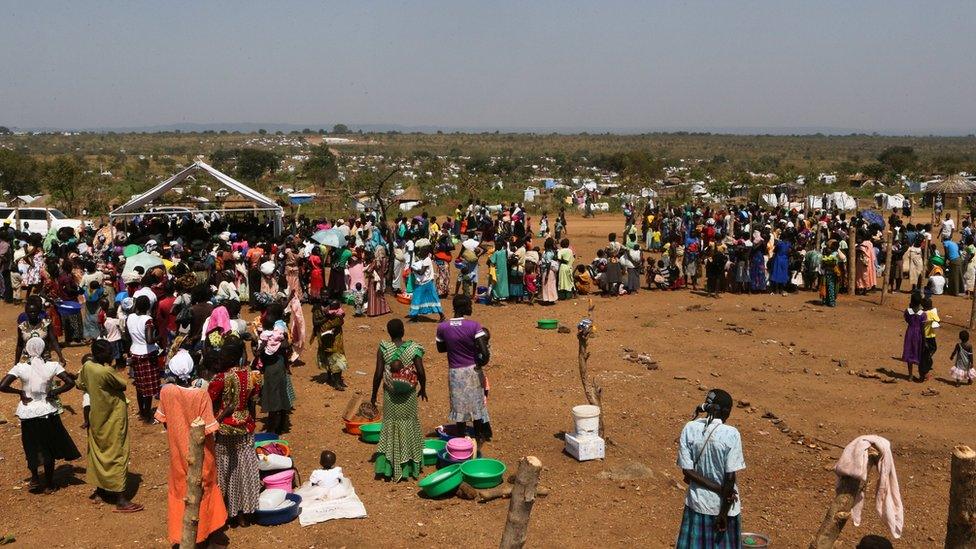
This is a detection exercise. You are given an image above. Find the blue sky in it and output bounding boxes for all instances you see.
[1,1,974,133]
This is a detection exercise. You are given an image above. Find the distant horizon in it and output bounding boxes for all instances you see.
[3,2,974,135]
[7,121,976,138]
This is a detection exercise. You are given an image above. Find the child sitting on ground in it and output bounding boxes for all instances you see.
[574,264,593,295]
[653,260,671,290]
[590,250,607,289]
[950,329,974,386]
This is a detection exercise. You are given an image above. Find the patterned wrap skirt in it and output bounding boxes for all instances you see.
[675,506,741,549]
[129,351,161,398]
[214,433,260,517]
[375,388,424,481]
[448,365,490,423]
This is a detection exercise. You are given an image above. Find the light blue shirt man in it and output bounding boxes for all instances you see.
[676,418,746,516]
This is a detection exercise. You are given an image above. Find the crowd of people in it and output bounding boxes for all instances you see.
[0,196,969,545]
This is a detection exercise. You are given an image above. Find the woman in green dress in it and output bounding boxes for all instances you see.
[489,239,509,302]
[557,238,576,300]
[370,318,428,481]
[77,339,143,512]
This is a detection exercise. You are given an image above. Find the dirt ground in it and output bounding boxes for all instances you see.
[0,214,967,548]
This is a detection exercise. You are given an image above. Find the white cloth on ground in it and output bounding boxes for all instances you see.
[295,468,367,527]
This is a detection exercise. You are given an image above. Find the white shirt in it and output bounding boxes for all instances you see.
[676,418,746,516]
[941,219,955,239]
[411,257,434,285]
[126,313,158,355]
[103,316,122,342]
[929,275,946,295]
[134,286,157,308]
[8,360,64,419]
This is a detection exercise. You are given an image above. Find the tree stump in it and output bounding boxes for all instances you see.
[180,418,206,549]
[969,287,976,330]
[499,456,543,549]
[946,445,976,548]
[810,446,879,549]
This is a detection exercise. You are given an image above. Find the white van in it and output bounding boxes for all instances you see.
[0,207,85,235]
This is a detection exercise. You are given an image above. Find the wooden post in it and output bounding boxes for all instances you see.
[946,445,976,548]
[577,308,604,439]
[499,456,543,549]
[810,446,880,549]
[847,227,857,296]
[970,290,976,330]
[180,418,206,549]
[880,230,894,305]
[957,196,963,234]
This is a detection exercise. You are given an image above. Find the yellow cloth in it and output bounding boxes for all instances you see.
[924,309,940,339]
[76,360,130,492]
[557,248,575,292]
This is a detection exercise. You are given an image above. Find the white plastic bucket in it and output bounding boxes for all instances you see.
[572,405,601,435]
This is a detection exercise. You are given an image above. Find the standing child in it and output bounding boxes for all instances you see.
[352,283,366,317]
[949,330,974,386]
[920,296,940,382]
[99,300,125,368]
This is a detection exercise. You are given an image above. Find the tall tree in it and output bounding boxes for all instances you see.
[42,156,88,215]
[877,146,918,175]
[303,143,339,185]
[235,148,279,181]
[0,149,38,196]
[332,124,350,134]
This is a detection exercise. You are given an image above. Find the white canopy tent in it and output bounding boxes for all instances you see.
[109,161,284,235]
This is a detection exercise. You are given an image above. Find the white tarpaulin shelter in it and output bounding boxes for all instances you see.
[874,193,906,210]
[762,193,788,207]
[806,192,857,211]
[110,161,284,235]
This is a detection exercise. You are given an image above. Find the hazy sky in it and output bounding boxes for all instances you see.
[2,1,974,133]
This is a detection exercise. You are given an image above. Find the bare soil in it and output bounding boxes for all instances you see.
[0,215,965,547]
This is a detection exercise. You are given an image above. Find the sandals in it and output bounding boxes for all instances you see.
[113,502,144,513]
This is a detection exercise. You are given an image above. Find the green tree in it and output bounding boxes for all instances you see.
[332,124,350,134]
[877,146,917,175]
[0,149,38,196]
[0,126,12,135]
[257,128,267,135]
[209,149,236,172]
[42,156,88,215]
[235,148,280,181]
[303,143,339,185]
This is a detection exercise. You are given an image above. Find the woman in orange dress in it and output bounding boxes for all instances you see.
[155,350,228,546]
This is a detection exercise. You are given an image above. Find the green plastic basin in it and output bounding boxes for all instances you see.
[360,422,383,444]
[460,458,506,489]
[537,319,558,330]
[422,439,446,466]
[418,464,463,497]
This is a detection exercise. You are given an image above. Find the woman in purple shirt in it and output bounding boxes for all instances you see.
[436,295,492,443]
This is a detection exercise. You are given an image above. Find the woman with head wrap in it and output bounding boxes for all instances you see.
[0,337,80,494]
[156,351,227,545]
[207,336,262,526]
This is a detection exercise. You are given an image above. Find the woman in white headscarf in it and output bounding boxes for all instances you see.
[0,337,80,493]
